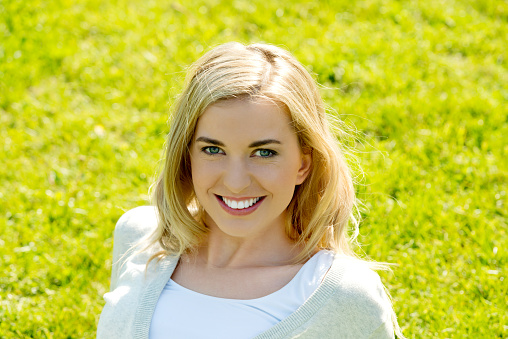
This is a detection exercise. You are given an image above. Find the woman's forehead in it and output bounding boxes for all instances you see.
[193,98,296,143]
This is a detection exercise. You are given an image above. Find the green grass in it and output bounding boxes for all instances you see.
[1,0,506,337]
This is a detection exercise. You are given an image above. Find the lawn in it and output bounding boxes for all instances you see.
[0,0,506,337]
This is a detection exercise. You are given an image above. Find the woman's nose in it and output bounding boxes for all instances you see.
[223,159,251,194]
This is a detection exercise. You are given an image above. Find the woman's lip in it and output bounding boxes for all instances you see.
[215,195,265,216]
[219,195,262,201]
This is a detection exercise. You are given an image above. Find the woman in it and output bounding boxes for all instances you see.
[97,42,404,338]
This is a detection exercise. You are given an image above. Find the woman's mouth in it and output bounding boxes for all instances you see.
[215,195,265,215]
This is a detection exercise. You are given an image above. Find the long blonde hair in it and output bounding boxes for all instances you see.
[149,42,358,263]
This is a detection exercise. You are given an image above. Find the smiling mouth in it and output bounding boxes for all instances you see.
[216,195,265,211]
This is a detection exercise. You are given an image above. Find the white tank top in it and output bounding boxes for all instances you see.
[149,250,334,339]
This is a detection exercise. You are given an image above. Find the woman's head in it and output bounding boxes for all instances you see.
[153,42,357,261]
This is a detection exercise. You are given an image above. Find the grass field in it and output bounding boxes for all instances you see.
[1,0,507,337]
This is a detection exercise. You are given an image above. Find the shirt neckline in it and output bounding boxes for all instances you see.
[167,250,332,302]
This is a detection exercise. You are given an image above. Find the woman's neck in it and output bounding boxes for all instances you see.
[191,216,303,269]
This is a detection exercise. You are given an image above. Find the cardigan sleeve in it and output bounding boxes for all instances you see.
[321,257,397,338]
[109,206,158,290]
[341,262,396,339]
[98,206,160,338]
[369,319,395,339]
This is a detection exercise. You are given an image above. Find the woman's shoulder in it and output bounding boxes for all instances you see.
[110,206,159,286]
[332,256,389,295]
[308,254,395,337]
[325,255,394,318]
[114,205,158,245]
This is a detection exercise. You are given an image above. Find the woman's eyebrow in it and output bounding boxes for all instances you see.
[249,139,282,148]
[195,136,225,146]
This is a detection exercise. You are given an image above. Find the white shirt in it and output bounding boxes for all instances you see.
[149,250,334,339]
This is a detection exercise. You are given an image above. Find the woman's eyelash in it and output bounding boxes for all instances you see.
[253,149,277,157]
[201,146,224,155]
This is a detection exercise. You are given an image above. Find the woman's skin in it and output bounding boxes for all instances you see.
[170,98,313,300]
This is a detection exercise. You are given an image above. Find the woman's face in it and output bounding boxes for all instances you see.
[189,98,311,240]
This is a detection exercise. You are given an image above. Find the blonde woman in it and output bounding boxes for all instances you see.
[97,42,404,338]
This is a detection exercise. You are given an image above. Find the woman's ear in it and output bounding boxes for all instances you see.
[295,150,312,185]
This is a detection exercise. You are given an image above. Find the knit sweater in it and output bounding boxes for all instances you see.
[97,206,395,339]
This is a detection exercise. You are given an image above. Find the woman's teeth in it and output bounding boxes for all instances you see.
[222,197,261,209]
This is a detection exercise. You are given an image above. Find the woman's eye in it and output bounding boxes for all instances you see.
[254,149,276,157]
[203,146,223,155]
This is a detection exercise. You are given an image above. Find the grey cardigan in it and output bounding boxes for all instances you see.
[97,206,395,339]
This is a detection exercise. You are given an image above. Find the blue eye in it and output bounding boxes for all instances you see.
[254,149,276,157]
[203,146,223,155]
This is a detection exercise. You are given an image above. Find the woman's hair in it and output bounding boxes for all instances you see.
[149,42,359,263]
